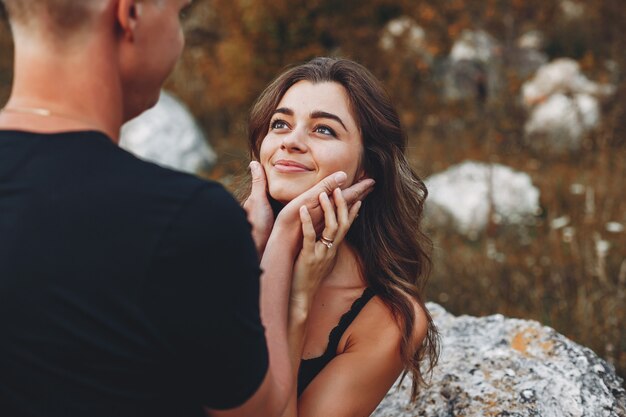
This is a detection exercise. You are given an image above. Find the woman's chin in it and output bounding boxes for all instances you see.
[268,188,304,205]
[269,194,293,205]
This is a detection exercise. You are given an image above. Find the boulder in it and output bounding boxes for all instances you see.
[524,92,600,153]
[522,58,614,107]
[521,58,615,153]
[424,161,541,239]
[120,90,217,175]
[444,29,503,102]
[373,303,626,417]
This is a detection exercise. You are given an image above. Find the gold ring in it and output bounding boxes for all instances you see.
[320,236,334,249]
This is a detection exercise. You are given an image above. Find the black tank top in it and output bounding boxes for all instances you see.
[297,287,376,396]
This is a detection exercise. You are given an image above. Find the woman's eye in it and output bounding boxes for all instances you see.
[270,120,289,130]
[315,125,337,137]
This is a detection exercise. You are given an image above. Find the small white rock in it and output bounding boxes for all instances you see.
[551,216,571,230]
[606,222,625,233]
[596,240,611,257]
[570,183,586,195]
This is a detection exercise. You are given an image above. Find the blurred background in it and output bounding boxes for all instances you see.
[1,0,624,384]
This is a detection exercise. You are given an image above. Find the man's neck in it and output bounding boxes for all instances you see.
[0,32,125,142]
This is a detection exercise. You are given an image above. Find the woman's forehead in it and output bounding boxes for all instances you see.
[277,81,359,131]
[279,81,348,110]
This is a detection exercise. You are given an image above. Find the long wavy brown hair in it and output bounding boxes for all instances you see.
[244,57,439,400]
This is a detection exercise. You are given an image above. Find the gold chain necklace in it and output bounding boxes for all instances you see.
[0,106,53,117]
[0,106,102,130]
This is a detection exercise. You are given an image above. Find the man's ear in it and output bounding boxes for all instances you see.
[116,0,142,41]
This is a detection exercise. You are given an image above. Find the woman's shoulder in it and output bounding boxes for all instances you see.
[340,290,428,353]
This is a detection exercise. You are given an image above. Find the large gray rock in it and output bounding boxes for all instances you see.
[373,303,626,417]
[120,90,217,175]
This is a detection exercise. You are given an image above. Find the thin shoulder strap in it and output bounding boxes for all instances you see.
[324,287,376,357]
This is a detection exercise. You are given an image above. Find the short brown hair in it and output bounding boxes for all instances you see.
[1,0,101,31]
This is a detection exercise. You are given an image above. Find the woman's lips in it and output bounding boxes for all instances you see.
[273,159,313,173]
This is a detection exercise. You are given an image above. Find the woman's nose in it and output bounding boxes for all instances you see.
[280,128,308,152]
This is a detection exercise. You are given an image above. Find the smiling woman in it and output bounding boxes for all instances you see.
[260,81,364,204]
[241,57,440,417]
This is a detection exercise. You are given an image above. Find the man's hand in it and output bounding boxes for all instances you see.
[243,161,274,257]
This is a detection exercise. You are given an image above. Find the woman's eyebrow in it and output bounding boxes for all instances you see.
[273,107,294,116]
[272,108,349,132]
[311,111,348,132]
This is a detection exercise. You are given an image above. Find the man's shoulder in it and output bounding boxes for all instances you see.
[63,130,232,206]
[120,151,222,199]
[0,128,239,227]
[127,156,238,216]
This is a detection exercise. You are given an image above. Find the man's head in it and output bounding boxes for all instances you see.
[115,0,191,119]
[2,0,191,123]
[1,0,106,35]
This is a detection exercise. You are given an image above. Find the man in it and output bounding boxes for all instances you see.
[0,1,373,416]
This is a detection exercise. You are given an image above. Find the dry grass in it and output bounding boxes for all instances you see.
[414,109,626,383]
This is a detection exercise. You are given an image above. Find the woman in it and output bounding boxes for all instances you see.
[243,57,438,416]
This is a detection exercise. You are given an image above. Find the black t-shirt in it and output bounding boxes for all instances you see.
[0,130,268,417]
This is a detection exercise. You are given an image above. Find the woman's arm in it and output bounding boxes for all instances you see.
[209,170,373,417]
[280,189,361,417]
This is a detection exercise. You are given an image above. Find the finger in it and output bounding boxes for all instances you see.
[249,161,267,198]
[320,171,348,194]
[332,188,361,246]
[348,200,362,225]
[299,171,348,209]
[281,171,349,236]
[299,206,316,253]
[319,192,338,241]
[333,187,349,235]
[341,178,375,206]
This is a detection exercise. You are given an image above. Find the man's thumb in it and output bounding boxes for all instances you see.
[319,171,347,194]
[249,161,266,191]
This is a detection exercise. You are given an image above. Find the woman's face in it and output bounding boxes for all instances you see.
[259,81,364,204]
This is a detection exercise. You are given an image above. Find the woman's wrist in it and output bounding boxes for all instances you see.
[288,294,312,326]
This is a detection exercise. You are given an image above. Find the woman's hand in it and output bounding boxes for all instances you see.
[242,161,274,257]
[290,188,362,316]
